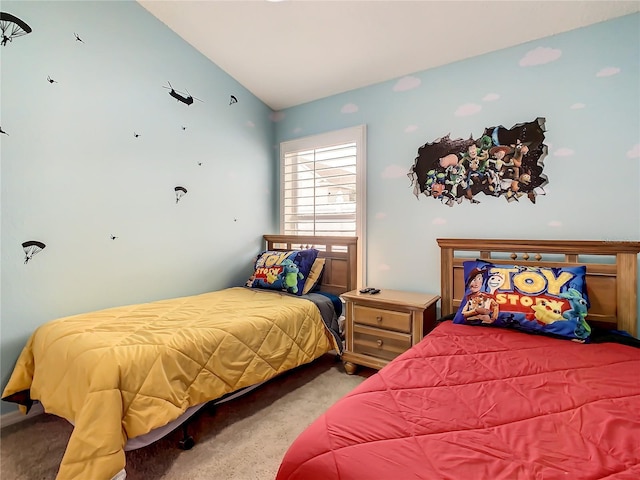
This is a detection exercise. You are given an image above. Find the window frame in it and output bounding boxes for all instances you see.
[279,125,366,287]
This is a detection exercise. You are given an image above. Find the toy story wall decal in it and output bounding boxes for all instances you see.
[0,12,31,46]
[408,117,548,206]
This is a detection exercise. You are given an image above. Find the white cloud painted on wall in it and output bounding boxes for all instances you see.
[375,212,387,220]
[381,164,409,178]
[519,47,562,66]
[393,76,421,92]
[341,103,359,114]
[455,103,482,117]
[553,148,575,157]
[596,67,621,77]
[483,93,500,101]
[570,103,586,110]
[432,217,447,225]
[405,125,418,133]
[627,143,640,159]
[270,111,285,122]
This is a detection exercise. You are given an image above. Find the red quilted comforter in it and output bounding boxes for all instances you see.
[277,321,640,480]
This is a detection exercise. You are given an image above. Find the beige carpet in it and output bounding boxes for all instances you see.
[0,353,370,480]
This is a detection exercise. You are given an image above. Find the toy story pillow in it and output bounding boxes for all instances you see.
[246,249,319,296]
[453,260,592,342]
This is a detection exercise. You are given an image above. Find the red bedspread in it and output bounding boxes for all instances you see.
[277,321,640,480]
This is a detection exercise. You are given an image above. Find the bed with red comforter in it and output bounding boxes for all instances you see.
[277,321,640,479]
[277,239,640,480]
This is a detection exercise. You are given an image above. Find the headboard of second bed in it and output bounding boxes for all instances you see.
[437,238,640,338]
[264,235,358,296]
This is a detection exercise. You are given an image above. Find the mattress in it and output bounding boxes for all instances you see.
[2,287,341,480]
[277,320,640,480]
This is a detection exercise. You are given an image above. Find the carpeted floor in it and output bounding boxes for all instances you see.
[0,353,371,480]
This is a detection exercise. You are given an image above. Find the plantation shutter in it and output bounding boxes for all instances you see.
[283,142,357,237]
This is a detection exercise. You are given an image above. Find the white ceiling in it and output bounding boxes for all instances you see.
[138,0,640,111]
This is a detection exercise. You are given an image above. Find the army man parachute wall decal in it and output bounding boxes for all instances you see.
[0,12,32,46]
[174,186,188,203]
[22,240,46,264]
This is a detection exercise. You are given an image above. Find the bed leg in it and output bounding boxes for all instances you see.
[343,361,358,375]
[178,423,195,450]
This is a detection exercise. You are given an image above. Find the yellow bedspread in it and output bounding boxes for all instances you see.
[2,287,338,480]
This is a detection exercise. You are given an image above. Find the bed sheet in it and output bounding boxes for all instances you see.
[277,320,640,480]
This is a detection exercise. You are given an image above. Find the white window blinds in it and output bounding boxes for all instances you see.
[280,125,365,237]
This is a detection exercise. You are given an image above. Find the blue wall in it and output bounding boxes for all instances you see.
[1,3,639,416]
[275,13,640,328]
[0,1,277,414]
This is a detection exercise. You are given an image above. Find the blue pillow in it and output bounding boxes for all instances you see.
[453,260,592,342]
[246,249,319,296]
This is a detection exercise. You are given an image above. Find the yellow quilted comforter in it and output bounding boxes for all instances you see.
[2,287,338,480]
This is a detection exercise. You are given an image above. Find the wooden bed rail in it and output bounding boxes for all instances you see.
[437,238,640,337]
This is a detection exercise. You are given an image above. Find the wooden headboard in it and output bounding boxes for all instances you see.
[437,239,640,337]
[264,235,358,295]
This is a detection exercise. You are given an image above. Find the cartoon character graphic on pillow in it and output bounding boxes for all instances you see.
[278,259,303,294]
[559,288,591,340]
[530,298,565,325]
[486,271,506,295]
[461,267,500,324]
[463,293,500,324]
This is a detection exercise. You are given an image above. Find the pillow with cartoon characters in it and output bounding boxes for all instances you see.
[453,260,592,342]
[246,249,319,296]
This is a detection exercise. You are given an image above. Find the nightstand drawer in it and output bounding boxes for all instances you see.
[353,324,411,361]
[353,305,411,333]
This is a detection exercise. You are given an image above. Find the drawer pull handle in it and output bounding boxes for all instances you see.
[376,339,383,348]
[376,316,382,323]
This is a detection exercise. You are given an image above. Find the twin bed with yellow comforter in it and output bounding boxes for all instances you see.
[2,235,357,480]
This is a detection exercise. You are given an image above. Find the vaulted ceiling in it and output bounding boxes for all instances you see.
[139,1,640,111]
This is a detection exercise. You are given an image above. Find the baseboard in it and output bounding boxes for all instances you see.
[0,402,44,429]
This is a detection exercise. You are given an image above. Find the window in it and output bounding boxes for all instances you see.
[280,125,366,281]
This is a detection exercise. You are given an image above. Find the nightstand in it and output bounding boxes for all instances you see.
[340,289,440,374]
